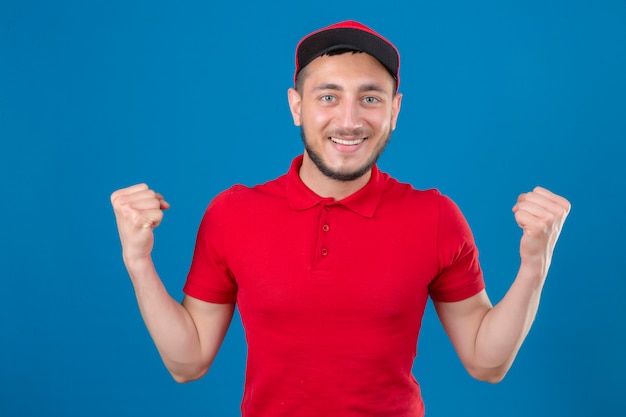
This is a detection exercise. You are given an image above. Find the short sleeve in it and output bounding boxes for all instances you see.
[428,194,485,302]
[183,190,237,304]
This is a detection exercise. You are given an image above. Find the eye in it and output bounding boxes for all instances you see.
[363,96,380,104]
[320,94,336,102]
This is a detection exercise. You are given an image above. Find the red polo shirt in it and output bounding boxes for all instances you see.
[184,155,484,417]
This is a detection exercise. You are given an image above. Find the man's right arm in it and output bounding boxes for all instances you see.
[111,184,234,383]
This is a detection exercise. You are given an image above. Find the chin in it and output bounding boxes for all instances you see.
[301,127,391,182]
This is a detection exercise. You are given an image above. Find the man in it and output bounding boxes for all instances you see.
[111,20,570,416]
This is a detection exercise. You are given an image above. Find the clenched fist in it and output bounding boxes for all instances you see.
[110,183,170,263]
[512,186,571,273]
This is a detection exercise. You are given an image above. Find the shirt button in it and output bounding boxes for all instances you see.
[322,224,330,232]
[324,205,331,211]
[321,248,328,256]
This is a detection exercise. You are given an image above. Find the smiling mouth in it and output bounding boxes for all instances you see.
[330,136,365,145]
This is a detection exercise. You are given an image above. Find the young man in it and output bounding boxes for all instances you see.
[111,20,570,416]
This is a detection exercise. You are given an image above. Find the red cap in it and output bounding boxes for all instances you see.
[294,20,400,91]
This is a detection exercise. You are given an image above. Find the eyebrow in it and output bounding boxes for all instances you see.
[313,83,389,95]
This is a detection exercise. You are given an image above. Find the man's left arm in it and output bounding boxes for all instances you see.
[434,186,571,383]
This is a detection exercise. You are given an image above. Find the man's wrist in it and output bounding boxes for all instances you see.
[123,253,154,273]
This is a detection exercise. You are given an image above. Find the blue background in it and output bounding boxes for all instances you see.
[1,0,625,416]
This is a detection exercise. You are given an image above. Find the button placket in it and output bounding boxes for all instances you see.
[314,204,334,269]
[320,205,331,257]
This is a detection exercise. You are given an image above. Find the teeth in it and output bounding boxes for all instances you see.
[330,137,364,145]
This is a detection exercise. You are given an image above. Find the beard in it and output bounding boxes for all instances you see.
[300,127,392,182]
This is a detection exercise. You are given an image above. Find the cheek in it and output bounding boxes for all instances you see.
[302,107,333,130]
[369,113,393,132]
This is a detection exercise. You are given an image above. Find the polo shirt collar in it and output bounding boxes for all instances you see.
[285,155,386,218]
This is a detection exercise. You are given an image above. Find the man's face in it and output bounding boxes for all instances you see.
[288,52,402,182]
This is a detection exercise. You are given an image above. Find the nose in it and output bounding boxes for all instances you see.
[336,98,363,131]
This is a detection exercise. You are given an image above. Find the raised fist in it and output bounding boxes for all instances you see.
[512,186,570,272]
[110,183,170,263]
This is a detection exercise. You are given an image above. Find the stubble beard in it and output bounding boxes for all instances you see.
[300,127,392,182]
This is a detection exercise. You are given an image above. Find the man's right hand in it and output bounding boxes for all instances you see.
[110,183,170,264]
[110,184,232,382]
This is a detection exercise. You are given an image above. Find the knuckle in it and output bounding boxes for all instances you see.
[130,211,145,225]
[110,190,124,205]
[115,194,129,208]
[562,201,572,215]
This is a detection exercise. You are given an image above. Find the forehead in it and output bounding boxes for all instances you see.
[300,52,395,92]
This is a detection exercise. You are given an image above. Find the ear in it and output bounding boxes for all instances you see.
[390,93,403,131]
[287,88,303,126]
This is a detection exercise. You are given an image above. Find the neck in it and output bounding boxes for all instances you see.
[299,154,372,200]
